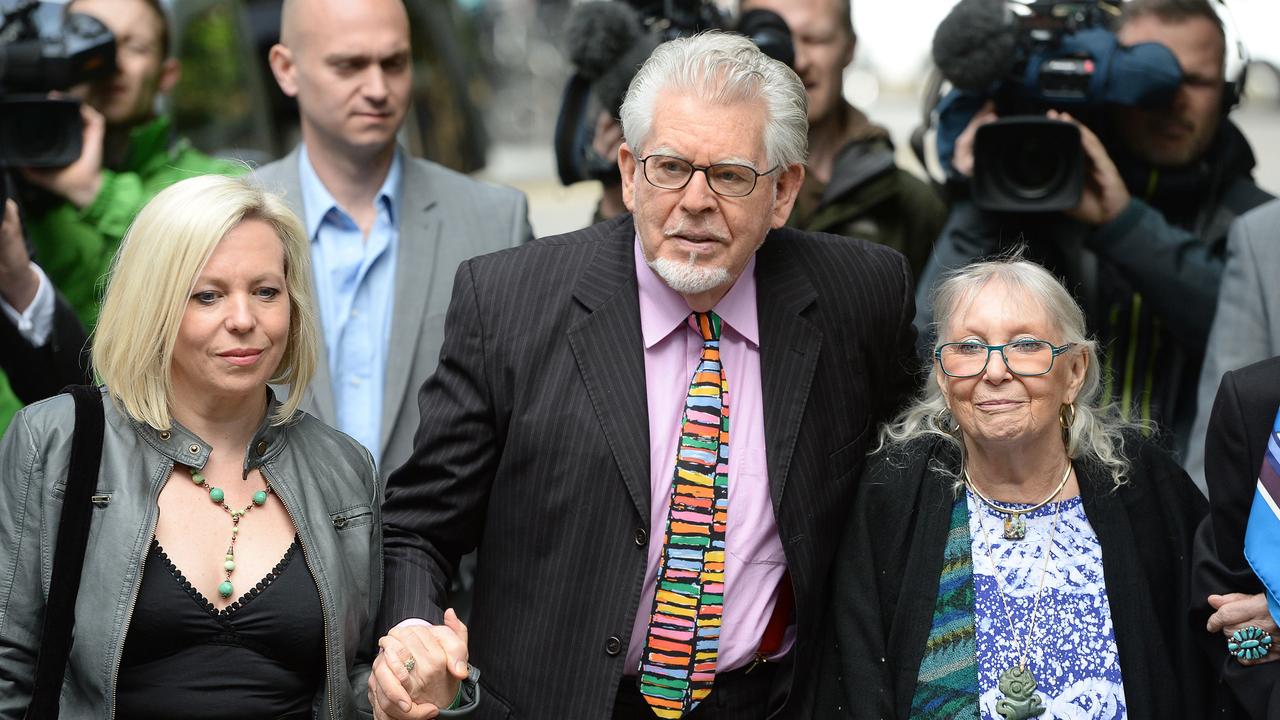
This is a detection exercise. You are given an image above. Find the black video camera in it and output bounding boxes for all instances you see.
[1,0,115,170]
[932,0,1183,212]
[554,0,794,187]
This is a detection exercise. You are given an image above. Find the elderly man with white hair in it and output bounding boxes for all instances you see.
[373,31,918,719]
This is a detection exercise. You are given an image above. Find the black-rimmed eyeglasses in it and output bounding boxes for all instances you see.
[637,155,779,198]
[935,339,1075,378]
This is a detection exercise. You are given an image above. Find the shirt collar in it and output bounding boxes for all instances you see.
[633,234,759,349]
[297,144,404,242]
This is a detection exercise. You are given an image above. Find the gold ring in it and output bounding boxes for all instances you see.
[403,656,417,673]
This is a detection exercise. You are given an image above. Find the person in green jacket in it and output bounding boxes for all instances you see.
[0,0,242,433]
[739,0,947,281]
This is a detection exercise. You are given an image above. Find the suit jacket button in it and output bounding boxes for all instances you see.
[633,528,647,547]
[605,635,623,656]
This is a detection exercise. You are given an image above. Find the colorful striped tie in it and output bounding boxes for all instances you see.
[639,311,730,718]
[1245,407,1280,623]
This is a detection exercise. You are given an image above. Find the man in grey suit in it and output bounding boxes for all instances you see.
[255,0,531,475]
[372,33,917,719]
[1187,198,1280,493]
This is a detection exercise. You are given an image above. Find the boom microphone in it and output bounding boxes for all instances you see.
[932,0,1020,93]
[566,1,659,115]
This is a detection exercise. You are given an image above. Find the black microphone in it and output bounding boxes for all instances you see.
[566,1,658,115]
[931,0,1021,93]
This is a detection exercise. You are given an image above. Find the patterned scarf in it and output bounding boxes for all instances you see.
[910,495,980,718]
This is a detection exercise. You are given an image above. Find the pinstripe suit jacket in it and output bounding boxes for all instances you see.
[381,215,918,718]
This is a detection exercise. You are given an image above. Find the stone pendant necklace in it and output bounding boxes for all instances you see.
[973,474,1066,720]
[189,466,270,599]
[964,462,1071,541]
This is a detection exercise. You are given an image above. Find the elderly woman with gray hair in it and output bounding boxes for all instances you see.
[809,257,1212,719]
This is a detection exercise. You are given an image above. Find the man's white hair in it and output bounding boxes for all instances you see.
[619,31,808,168]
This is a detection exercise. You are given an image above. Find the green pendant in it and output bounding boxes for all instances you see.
[1003,513,1027,541]
[995,666,1046,720]
[209,487,224,503]
[218,580,234,598]
[253,490,268,506]
[191,471,205,486]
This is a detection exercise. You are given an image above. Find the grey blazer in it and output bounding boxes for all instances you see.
[1186,198,1280,494]
[254,146,532,478]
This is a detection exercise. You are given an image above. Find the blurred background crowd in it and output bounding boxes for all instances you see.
[7,0,1278,233]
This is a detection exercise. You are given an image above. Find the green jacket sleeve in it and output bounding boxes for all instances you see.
[28,145,244,329]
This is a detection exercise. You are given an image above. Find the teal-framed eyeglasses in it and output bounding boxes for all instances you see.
[935,339,1075,378]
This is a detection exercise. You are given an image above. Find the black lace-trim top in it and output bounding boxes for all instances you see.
[114,536,324,719]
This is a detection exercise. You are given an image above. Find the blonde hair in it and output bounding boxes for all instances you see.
[879,254,1140,488]
[92,174,319,429]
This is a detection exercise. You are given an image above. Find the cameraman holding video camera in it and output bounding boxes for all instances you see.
[0,0,241,433]
[917,0,1273,457]
[17,0,241,325]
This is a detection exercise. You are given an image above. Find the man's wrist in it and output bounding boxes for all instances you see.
[67,171,105,210]
[436,664,480,717]
[0,265,40,313]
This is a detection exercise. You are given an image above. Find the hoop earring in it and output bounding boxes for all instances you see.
[1059,402,1076,431]
[936,407,960,435]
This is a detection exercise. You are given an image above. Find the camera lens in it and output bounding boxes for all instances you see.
[997,137,1069,200]
[972,116,1084,213]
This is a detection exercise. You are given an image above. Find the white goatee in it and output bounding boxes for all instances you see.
[649,252,731,295]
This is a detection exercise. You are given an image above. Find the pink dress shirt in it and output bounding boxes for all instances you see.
[624,237,791,674]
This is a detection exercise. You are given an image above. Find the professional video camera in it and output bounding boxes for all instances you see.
[0,0,115,171]
[931,0,1184,212]
[554,0,794,187]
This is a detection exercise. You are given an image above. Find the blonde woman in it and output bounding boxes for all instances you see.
[0,175,462,717]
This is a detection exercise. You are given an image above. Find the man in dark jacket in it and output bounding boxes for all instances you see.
[915,0,1273,457]
[739,0,946,281]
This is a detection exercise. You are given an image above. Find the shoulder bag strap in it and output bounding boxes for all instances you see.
[25,385,106,719]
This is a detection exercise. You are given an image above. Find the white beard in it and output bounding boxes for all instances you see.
[648,253,732,295]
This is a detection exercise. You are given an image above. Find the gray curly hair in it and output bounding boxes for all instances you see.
[878,255,1140,487]
[619,31,808,169]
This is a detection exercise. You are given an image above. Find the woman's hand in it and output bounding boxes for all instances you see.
[1208,593,1279,666]
[369,608,471,719]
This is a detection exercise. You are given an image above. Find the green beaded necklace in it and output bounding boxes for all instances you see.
[189,467,271,599]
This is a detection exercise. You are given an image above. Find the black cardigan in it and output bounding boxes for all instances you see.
[806,435,1212,719]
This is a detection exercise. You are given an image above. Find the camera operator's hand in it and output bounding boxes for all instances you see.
[20,102,107,210]
[0,199,40,312]
[1049,110,1131,227]
[952,100,998,178]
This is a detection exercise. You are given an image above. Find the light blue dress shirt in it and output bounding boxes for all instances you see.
[298,146,402,467]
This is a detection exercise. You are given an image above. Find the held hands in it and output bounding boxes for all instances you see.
[369,608,471,719]
[1207,593,1280,666]
[20,102,106,209]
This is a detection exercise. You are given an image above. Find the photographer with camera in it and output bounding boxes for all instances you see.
[16,0,242,326]
[738,0,947,280]
[916,0,1273,458]
[0,0,242,435]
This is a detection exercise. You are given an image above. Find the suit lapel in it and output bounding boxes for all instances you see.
[754,231,821,509]
[567,220,652,518]
[258,146,338,424]
[381,158,442,456]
